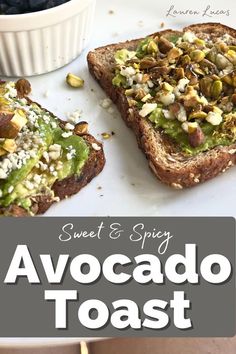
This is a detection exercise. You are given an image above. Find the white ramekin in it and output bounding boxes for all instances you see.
[0,0,96,77]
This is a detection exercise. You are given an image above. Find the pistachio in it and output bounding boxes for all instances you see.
[158,37,173,54]
[188,127,205,147]
[232,74,236,87]
[200,77,213,97]
[147,40,158,54]
[0,148,7,157]
[231,93,236,105]
[0,97,10,108]
[211,80,222,99]
[226,50,236,65]
[135,88,147,100]
[162,82,173,92]
[216,42,229,53]
[181,55,191,65]
[194,38,205,47]
[190,50,205,63]
[167,47,183,62]
[199,59,218,75]
[193,66,205,76]
[175,67,185,79]
[101,132,111,140]
[15,79,31,98]
[66,73,84,88]
[140,57,157,69]
[125,89,134,96]
[150,66,171,79]
[74,121,88,136]
[221,74,233,86]
[0,112,14,127]
[189,111,207,120]
[215,54,231,70]
[206,48,217,63]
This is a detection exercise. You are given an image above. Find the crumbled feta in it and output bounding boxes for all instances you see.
[182,31,197,43]
[107,107,115,114]
[62,131,73,138]
[120,66,136,77]
[100,98,112,109]
[163,109,175,120]
[65,123,75,131]
[4,82,17,99]
[92,143,101,151]
[24,181,35,191]
[51,122,57,129]
[66,153,73,160]
[134,73,143,83]
[206,111,223,126]
[158,92,175,106]
[33,174,42,184]
[67,109,82,124]
[176,105,187,122]
[182,121,199,133]
[8,186,14,194]
[43,151,50,163]
[0,168,7,179]
[177,78,190,93]
[139,103,157,117]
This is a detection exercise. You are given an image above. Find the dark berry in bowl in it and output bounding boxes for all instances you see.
[0,0,70,14]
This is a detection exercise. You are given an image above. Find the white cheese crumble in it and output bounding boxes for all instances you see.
[100,98,112,109]
[158,92,175,106]
[92,143,101,151]
[62,131,73,138]
[139,103,157,117]
[8,186,14,194]
[65,123,75,131]
[182,31,197,43]
[206,111,223,126]
[67,109,82,125]
[177,78,190,93]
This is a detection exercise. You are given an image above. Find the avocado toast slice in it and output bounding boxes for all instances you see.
[88,23,236,188]
[0,80,105,216]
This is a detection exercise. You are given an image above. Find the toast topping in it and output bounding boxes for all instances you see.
[112,31,236,154]
[0,80,91,214]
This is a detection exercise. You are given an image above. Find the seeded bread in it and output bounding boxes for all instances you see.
[87,23,236,188]
[0,84,105,216]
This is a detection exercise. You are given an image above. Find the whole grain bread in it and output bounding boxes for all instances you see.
[87,23,236,188]
[0,86,105,216]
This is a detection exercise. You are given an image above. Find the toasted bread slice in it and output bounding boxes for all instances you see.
[0,81,105,216]
[87,23,236,188]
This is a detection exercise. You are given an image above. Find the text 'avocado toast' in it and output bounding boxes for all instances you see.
[0,79,105,216]
[88,23,236,188]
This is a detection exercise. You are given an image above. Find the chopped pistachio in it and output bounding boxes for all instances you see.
[66,73,84,88]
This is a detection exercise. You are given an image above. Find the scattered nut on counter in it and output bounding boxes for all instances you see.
[101,132,111,139]
[66,73,84,88]
[74,121,89,135]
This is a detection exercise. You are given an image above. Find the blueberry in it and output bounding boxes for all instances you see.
[5,6,21,14]
[28,0,48,10]
[0,4,8,14]
[2,0,70,14]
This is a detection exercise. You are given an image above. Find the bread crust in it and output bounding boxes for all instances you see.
[87,23,236,188]
[0,93,105,216]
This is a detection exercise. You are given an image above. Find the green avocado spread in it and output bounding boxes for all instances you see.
[112,31,236,155]
[0,82,90,214]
